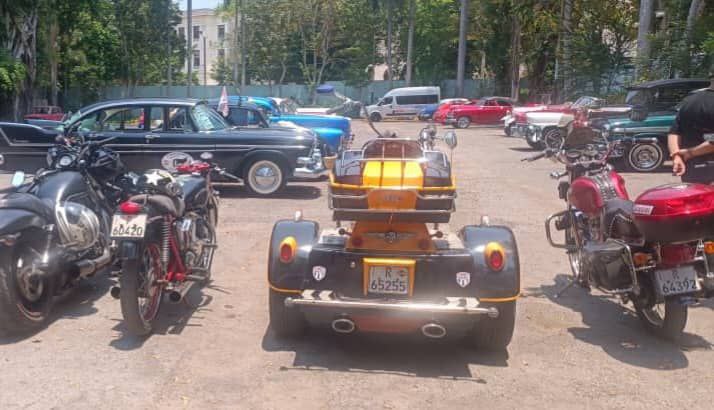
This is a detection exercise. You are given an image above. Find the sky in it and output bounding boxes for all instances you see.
[177,0,222,11]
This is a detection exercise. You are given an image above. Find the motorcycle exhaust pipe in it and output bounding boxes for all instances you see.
[74,248,112,278]
[421,323,447,339]
[331,317,356,334]
[167,281,195,304]
[110,286,121,299]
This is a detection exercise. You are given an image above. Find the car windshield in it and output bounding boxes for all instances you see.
[191,104,228,131]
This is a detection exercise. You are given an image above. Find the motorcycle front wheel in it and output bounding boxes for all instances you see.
[634,298,687,341]
[119,241,163,336]
[0,243,55,335]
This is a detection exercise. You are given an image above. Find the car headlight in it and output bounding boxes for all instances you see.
[55,201,101,251]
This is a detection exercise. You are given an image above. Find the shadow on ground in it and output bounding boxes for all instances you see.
[215,184,322,200]
[109,283,215,351]
[525,274,712,370]
[261,327,508,382]
[0,273,113,345]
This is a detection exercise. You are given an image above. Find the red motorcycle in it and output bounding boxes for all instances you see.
[525,131,714,340]
[110,153,238,335]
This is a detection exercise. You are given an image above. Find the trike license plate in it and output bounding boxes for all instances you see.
[111,214,147,238]
[368,265,409,295]
[655,266,700,296]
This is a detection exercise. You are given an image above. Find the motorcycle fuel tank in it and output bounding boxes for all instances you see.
[34,171,90,204]
[568,171,629,216]
[633,183,714,243]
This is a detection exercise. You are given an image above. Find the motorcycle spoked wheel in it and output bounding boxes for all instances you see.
[194,217,216,283]
[0,243,56,335]
[564,215,588,287]
[633,290,688,341]
[119,242,164,336]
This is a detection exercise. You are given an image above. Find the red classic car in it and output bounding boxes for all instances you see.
[431,98,471,123]
[443,97,517,128]
[24,105,65,121]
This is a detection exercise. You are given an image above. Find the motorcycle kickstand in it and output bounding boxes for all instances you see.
[554,279,576,299]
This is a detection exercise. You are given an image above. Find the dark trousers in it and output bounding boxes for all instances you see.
[682,156,714,184]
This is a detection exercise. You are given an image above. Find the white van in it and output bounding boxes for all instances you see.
[366,86,441,121]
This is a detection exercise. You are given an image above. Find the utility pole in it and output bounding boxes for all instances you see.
[386,0,393,89]
[167,0,172,97]
[233,0,239,85]
[405,0,415,87]
[187,0,192,97]
[240,0,246,88]
[203,34,207,88]
[456,0,469,97]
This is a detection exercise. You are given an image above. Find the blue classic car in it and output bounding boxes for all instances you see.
[209,96,352,155]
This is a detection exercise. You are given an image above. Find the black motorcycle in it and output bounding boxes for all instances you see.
[0,136,131,334]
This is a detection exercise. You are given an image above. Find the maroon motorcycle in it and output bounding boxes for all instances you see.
[525,131,714,340]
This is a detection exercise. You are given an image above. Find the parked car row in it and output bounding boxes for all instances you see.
[501,78,711,173]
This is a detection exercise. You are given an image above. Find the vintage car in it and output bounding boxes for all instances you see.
[0,98,324,196]
[267,132,520,350]
[429,98,471,123]
[24,105,65,122]
[417,103,438,121]
[443,97,516,128]
[210,96,352,154]
[295,84,363,118]
[510,96,602,147]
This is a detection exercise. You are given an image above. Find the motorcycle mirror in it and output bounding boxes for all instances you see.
[11,171,25,187]
[200,152,214,161]
[444,131,458,149]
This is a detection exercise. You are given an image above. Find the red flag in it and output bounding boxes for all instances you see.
[218,86,229,117]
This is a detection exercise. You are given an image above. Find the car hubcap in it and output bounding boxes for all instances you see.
[250,161,281,194]
[631,145,659,170]
[458,118,469,128]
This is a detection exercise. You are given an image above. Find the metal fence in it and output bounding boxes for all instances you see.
[98,79,497,107]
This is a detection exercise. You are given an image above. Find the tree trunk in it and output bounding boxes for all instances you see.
[560,0,573,101]
[9,7,39,121]
[240,0,246,87]
[233,0,239,85]
[635,0,654,79]
[683,0,704,76]
[456,0,469,97]
[510,13,520,100]
[405,0,415,86]
[386,0,393,89]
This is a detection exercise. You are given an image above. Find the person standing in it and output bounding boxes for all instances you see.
[668,71,714,184]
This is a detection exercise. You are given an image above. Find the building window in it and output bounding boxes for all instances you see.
[217,24,225,41]
[193,50,200,67]
[193,25,200,40]
[178,26,185,39]
[218,49,225,60]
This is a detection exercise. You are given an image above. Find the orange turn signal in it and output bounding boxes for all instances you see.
[484,242,506,272]
[633,252,651,267]
[705,242,714,255]
[278,236,297,264]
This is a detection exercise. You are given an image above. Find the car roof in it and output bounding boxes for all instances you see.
[80,98,202,112]
[627,78,710,90]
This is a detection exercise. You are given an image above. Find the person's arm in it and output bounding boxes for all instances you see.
[668,112,686,176]
[676,141,714,162]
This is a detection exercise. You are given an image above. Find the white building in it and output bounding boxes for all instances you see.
[178,8,236,85]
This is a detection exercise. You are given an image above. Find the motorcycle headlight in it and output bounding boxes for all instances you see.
[55,202,101,251]
[58,154,75,168]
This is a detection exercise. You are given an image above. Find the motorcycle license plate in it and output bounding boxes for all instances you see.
[655,266,700,296]
[367,265,410,295]
[111,214,147,238]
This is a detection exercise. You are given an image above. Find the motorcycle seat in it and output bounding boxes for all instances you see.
[0,193,54,221]
[130,194,185,217]
[603,199,641,240]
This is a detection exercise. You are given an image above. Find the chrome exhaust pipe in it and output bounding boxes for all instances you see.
[75,248,112,277]
[331,317,356,334]
[167,281,195,304]
[421,323,447,339]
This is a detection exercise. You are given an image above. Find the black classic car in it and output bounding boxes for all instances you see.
[0,98,325,195]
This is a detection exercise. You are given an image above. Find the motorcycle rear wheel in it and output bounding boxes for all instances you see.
[0,244,55,335]
[634,298,687,341]
[119,242,163,336]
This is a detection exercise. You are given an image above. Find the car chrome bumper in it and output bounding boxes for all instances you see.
[294,150,326,179]
[285,289,499,317]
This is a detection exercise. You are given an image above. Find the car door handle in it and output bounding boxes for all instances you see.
[145,134,160,141]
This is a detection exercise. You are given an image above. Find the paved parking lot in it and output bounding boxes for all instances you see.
[0,121,712,409]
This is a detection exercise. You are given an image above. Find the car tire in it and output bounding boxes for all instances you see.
[243,157,286,196]
[469,301,516,351]
[456,116,471,129]
[369,112,382,122]
[626,143,664,173]
[269,289,306,338]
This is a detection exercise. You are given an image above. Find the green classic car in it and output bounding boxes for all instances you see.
[597,112,675,172]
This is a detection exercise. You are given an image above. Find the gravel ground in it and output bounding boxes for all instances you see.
[0,121,712,410]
